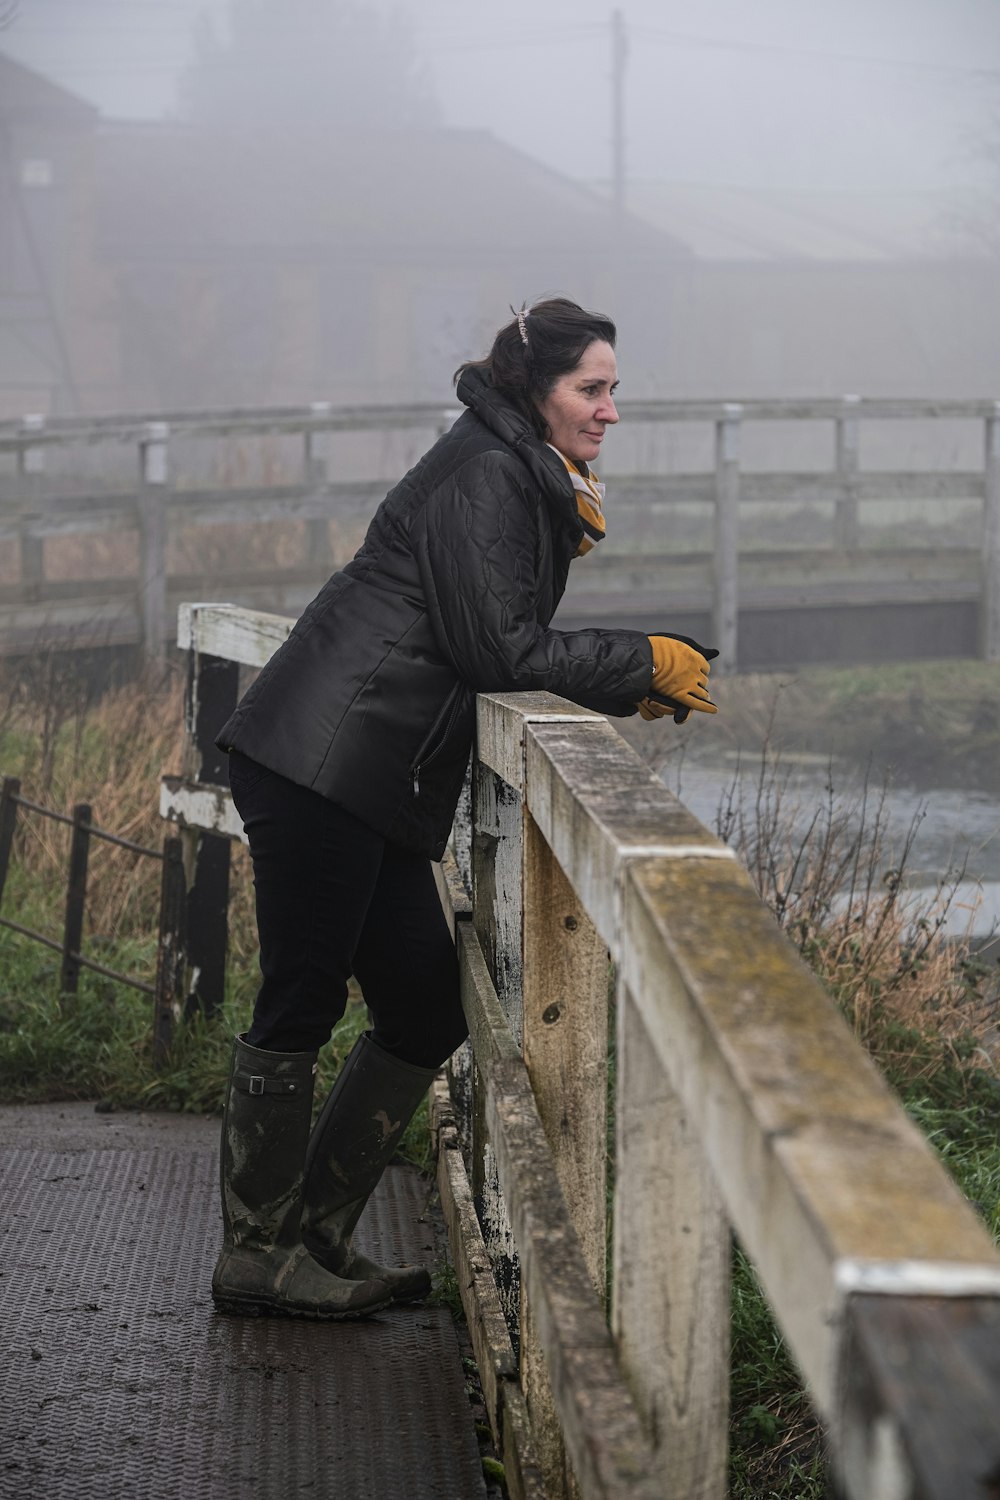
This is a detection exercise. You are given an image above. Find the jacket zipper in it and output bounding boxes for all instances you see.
[411,686,464,798]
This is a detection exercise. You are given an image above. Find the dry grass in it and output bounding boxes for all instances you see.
[0,661,258,962]
[715,745,998,1083]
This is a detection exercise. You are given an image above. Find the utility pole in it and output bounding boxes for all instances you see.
[611,8,627,217]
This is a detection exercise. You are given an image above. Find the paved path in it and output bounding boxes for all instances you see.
[0,1103,487,1500]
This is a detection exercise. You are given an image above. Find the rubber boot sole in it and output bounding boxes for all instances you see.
[212,1288,391,1320]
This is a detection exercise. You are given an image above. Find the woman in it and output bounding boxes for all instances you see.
[212,297,717,1320]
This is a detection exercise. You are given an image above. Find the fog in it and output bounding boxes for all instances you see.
[4,0,999,191]
[1,0,999,896]
[1,0,998,411]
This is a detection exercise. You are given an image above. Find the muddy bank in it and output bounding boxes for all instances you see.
[624,658,1000,796]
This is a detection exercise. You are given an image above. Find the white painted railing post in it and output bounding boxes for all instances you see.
[982,403,1000,661]
[467,757,522,1328]
[438,406,462,439]
[138,421,170,665]
[304,401,332,566]
[713,403,741,669]
[612,985,729,1495]
[17,414,46,594]
[521,804,610,1498]
[835,394,861,549]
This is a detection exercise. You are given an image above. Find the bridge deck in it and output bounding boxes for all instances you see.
[0,1103,487,1500]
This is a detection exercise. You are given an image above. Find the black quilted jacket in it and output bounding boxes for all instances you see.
[216,368,654,858]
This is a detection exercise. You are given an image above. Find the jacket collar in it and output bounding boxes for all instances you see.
[455,368,580,528]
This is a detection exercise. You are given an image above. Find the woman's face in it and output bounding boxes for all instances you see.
[537,340,619,465]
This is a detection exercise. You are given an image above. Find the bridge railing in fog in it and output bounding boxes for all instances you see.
[169,600,1000,1500]
[0,397,997,666]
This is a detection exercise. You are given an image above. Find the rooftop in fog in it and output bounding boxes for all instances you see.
[95,124,694,263]
[616,181,992,263]
[0,51,98,123]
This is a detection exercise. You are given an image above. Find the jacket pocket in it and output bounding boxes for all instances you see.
[409,684,466,797]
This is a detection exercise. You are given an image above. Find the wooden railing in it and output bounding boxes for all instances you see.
[1,396,998,665]
[166,601,1000,1500]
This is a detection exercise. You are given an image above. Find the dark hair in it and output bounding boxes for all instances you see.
[454,297,617,441]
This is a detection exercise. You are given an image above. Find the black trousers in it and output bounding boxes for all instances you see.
[229,751,467,1067]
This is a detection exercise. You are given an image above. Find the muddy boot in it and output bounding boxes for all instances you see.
[212,1035,390,1320]
[301,1034,436,1303]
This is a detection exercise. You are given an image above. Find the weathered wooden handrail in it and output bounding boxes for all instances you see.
[1,397,998,666]
[3,394,1000,449]
[167,602,1000,1500]
[436,691,1000,1499]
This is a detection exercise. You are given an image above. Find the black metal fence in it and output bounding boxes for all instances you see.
[0,776,186,1065]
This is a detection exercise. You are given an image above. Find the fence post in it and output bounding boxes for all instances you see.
[466,758,522,1334]
[182,638,239,1016]
[138,421,170,665]
[520,805,610,1499]
[153,835,186,1067]
[982,402,1000,662]
[60,802,91,995]
[438,407,462,439]
[0,776,21,910]
[304,401,331,566]
[835,394,861,549]
[713,402,741,670]
[17,414,45,598]
[612,985,730,1493]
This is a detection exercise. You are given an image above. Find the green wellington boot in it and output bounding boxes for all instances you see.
[212,1035,391,1320]
[301,1034,436,1303]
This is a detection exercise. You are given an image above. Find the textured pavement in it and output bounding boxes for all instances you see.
[0,1103,486,1500]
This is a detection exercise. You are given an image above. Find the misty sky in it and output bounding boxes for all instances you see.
[2,0,998,193]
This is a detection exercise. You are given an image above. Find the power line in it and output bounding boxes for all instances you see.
[631,25,1000,82]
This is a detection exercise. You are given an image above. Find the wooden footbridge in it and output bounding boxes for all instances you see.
[156,600,1000,1500]
[0,395,998,671]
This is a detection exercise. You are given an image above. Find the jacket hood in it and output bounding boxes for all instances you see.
[455,367,580,528]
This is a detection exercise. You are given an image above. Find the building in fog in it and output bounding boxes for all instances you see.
[0,52,117,415]
[621,180,999,398]
[0,49,997,419]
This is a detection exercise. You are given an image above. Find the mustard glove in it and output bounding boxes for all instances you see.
[647,634,718,717]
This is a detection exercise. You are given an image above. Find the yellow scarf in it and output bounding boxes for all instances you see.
[548,446,607,557]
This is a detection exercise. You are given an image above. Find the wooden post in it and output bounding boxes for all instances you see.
[17,414,45,598]
[304,401,331,566]
[60,802,91,996]
[835,394,861,549]
[138,421,169,665]
[612,985,730,1494]
[182,646,239,1016]
[982,402,1000,662]
[153,835,186,1067]
[713,402,741,670]
[468,757,523,1341]
[0,776,21,909]
[520,809,610,1500]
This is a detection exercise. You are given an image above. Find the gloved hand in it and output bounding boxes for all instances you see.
[645,633,719,721]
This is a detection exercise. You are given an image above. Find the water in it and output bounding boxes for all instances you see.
[663,754,1000,941]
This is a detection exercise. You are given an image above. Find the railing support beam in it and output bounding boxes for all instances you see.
[713,403,741,669]
[612,986,729,1491]
[982,402,1000,661]
[138,421,170,665]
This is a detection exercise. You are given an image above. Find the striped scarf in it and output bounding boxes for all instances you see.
[548,446,607,557]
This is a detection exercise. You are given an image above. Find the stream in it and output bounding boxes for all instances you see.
[663,754,1000,943]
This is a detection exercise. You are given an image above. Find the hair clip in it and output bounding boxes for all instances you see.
[516,307,529,347]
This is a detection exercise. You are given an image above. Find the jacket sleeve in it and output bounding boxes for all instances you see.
[410,450,653,713]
